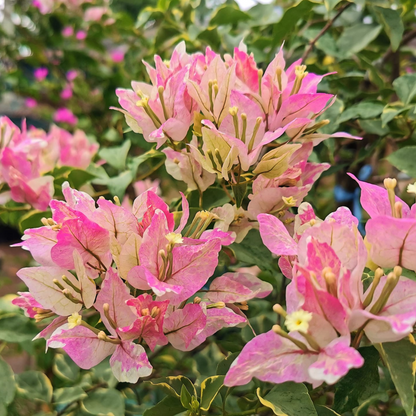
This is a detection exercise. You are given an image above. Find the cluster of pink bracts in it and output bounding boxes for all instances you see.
[0,117,98,210]
[225,177,416,387]
[11,43,415,389]
[116,42,359,220]
[12,184,272,382]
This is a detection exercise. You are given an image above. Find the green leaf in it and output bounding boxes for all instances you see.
[93,170,133,198]
[377,338,416,416]
[257,383,318,416]
[53,353,80,382]
[333,346,380,413]
[373,6,404,52]
[0,357,15,406]
[393,74,416,104]
[272,0,314,47]
[358,119,389,136]
[216,352,239,375]
[337,24,382,57]
[180,384,192,410]
[0,403,7,416]
[18,210,50,233]
[324,0,341,11]
[249,3,282,25]
[98,140,131,171]
[16,371,53,403]
[354,392,389,416]
[338,102,384,124]
[315,405,341,416]
[143,396,185,416]
[128,148,164,177]
[146,375,196,398]
[381,105,411,127]
[82,388,125,416]
[0,313,38,343]
[53,387,87,405]
[210,5,251,25]
[0,296,19,313]
[232,182,247,208]
[200,375,224,411]
[67,169,97,189]
[387,146,416,178]
[230,229,275,271]
[187,187,230,210]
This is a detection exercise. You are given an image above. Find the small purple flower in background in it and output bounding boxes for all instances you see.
[66,70,78,81]
[76,30,87,40]
[60,87,73,100]
[110,48,126,63]
[25,98,38,108]
[62,26,74,37]
[34,67,48,81]
[54,108,78,125]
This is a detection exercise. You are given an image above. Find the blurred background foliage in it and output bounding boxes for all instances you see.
[1,0,416,415]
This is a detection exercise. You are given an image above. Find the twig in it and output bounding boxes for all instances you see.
[302,2,353,61]
[221,181,236,204]
[382,27,416,64]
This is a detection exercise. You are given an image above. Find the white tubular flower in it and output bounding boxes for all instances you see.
[407,182,416,195]
[68,312,82,329]
[285,310,313,333]
[165,233,183,245]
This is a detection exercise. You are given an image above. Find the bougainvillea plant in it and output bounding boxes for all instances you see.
[6,39,416,416]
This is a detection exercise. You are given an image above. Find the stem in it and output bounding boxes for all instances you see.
[221,181,236,203]
[351,321,369,349]
[301,2,353,61]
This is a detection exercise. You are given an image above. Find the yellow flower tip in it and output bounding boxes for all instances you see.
[282,196,297,207]
[285,310,313,333]
[68,312,82,329]
[198,210,211,221]
[150,307,160,318]
[136,96,149,107]
[228,106,239,116]
[272,304,287,317]
[309,219,316,226]
[407,182,416,195]
[393,265,402,278]
[207,301,225,309]
[383,177,397,190]
[165,232,183,245]
[272,324,283,334]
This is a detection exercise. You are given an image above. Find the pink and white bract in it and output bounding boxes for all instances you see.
[0,117,98,210]
[225,184,416,388]
[13,183,272,382]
